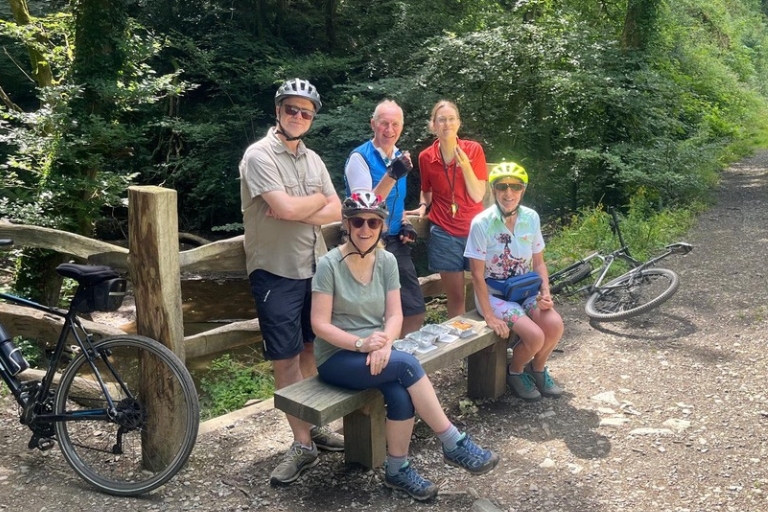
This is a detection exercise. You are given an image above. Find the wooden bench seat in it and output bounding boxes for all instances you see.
[273,311,506,468]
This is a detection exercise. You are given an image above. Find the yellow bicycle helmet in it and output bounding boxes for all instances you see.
[488,162,528,185]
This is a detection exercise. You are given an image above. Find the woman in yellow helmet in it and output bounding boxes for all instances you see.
[464,162,565,401]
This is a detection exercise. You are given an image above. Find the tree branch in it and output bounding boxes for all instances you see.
[0,85,23,112]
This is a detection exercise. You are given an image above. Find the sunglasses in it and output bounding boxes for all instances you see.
[282,103,316,121]
[493,182,526,192]
[348,217,383,230]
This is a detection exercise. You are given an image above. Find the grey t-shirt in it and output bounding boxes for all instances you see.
[312,246,400,366]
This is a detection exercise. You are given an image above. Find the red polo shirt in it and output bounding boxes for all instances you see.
[418,138,487,237]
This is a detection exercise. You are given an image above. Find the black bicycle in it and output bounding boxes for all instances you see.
[0,239,199,496]
[548,207,693,322]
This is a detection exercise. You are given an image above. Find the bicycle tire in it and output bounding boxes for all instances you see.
[550,263,593,295]
[54,334,199,496]
[585,268,679,322]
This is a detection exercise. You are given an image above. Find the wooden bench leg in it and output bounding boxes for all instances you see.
[466,338,507,399]
[342,392,386,469]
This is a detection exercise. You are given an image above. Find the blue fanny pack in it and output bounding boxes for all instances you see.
[485,272,542,303]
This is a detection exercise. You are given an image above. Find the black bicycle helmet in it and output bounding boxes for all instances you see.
[274,78,322,112]
[342,191,388,220]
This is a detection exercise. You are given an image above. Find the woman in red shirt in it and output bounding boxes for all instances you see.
[408,101,487,318]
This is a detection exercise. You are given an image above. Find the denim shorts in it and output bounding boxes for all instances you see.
[249,269,314,361]
[428,224,470,272]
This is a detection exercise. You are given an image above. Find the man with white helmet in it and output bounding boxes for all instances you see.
[239,78,343,486]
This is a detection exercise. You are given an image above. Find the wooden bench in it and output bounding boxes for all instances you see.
[273,310,507,469]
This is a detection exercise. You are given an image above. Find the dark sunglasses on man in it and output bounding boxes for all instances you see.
[282,103,316,121]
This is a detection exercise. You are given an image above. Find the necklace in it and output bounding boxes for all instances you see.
[440,146,458,217]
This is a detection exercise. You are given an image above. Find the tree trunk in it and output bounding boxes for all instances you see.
[620,0,665,52]
[7,0,54,87]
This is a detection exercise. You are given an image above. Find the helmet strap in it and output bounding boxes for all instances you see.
[340,232,382,261]
[276,119,303,142]
[496,202,519,218]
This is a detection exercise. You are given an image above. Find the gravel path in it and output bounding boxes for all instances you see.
[2,151,768,511]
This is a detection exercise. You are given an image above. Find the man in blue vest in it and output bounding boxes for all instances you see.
[345,100,426,336]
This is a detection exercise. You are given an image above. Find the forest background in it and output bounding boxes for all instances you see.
[3,0,768,303]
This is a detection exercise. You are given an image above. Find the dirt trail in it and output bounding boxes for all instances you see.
[2,151,768,511]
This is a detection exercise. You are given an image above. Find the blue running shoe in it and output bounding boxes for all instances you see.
[384,461,438,501]
[443,433,500,475]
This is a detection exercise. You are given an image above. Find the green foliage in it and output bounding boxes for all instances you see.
[545,194,701,277]
[424,301,449,325]
[198,354,275,420]
[414,3,768,221]
[14,336,43,368]
[1,13,192,234]
[3,0,768,238]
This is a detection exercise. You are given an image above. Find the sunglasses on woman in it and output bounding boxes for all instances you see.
[348,217,383,230]
[282,103,316,121]
[493,182,526,192]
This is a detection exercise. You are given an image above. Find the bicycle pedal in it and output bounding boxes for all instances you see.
[28,436,56,451]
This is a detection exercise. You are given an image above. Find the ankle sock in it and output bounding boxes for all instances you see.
[386,454,408,476]
[438,424,463,451]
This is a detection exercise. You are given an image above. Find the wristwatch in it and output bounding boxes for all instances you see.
[355,338,364,352]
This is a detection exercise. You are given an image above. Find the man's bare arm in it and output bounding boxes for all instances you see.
[261,190,327,221]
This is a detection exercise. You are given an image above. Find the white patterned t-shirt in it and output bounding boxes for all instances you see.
[463,205,545,280]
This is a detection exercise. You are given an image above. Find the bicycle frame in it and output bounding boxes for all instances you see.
[549,206,693,298]
[0,291,125,429]
[591,242,691,293]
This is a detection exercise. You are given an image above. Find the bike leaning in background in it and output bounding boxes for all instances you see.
[548,207,693,322]
[0,239,199,496]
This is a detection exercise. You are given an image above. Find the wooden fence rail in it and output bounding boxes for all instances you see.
[1,201,459,362]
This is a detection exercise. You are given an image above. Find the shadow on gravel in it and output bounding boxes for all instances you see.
[482,395,610,461]
[588,312,697,341]
[587,312,736,365]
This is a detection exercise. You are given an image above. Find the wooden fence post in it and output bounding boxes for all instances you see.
[127,186,185,360]
[128,186,188,465]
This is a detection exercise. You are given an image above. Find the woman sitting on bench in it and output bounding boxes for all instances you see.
[310,191,499,502]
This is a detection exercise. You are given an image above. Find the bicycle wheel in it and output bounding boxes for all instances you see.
[585,268,679,322]
[54,334,199,496]
[550,263,593,295]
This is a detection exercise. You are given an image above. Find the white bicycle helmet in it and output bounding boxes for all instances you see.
[274,78,322,112]
[342,191,388,219]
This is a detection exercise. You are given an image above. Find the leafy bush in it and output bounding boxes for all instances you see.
[545,196,700,278]
[198,354,274,420]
